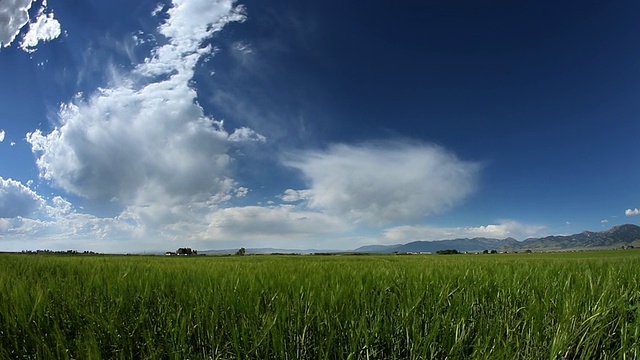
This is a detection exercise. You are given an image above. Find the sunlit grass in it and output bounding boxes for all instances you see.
[1,251,639,359]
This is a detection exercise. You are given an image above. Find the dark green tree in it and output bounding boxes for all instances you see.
[436,249,460,255]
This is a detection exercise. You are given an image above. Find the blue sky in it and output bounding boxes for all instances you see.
[1,0,639,252]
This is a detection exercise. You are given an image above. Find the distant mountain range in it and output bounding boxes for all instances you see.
[354,237,519,253]
[198,224,640,255]
[354,224,640,253]
[502,224,640,251]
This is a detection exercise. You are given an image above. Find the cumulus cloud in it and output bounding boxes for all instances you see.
[0,129,4,142]
[0,201,334,250]
[0,0,60,51]
[382,221,548,243]
[0,213,142,250]
[136,0,246,78]
[0,0,33,48]
[0,0,278,251]
[27,83,237,204]
[280,189,311,202]
[229,126,266,142]
[27,0,259,212]
[1,199,210,250]
[235,187,249,197]
[19,8,61,52]
[46,196,73,217]
[284,142,480,225]
[0,177,45,218]
[626,208,640,216]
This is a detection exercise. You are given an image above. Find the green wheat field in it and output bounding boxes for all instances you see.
[1,251,639,359]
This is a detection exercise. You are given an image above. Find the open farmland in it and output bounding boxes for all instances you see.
[1,251,639,359]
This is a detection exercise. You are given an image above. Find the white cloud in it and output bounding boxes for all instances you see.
[233,41,253,54]
[0,177,45,218]
[0,0,61,51]
[151,3,165,17]
[382,221,548,243]
[46,196,73,217]
[284,141,480,225]
[6,0,272,251]
[280,189,311,202]
[136,0,246,78]
[0,213,143,250]
[235,187,249,197]
[0,204,352,252]
[198,205,352,241]
[26,0,259,212]
[19,7,61,52]
[0,129,5,142]
[601,219,609,223]
[0,0,33,48]
[626,208,640,216]
[27,81,237,204]
[229,126,266,142]
[0,191,224,249]
[12,0,271,252]
[0,0,280,252]
[1,203,350,249]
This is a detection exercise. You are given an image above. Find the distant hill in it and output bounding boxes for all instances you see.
[354,224,640,253]
[354,237,518,253]
[354,244,403,253]
[502,224,640,251]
